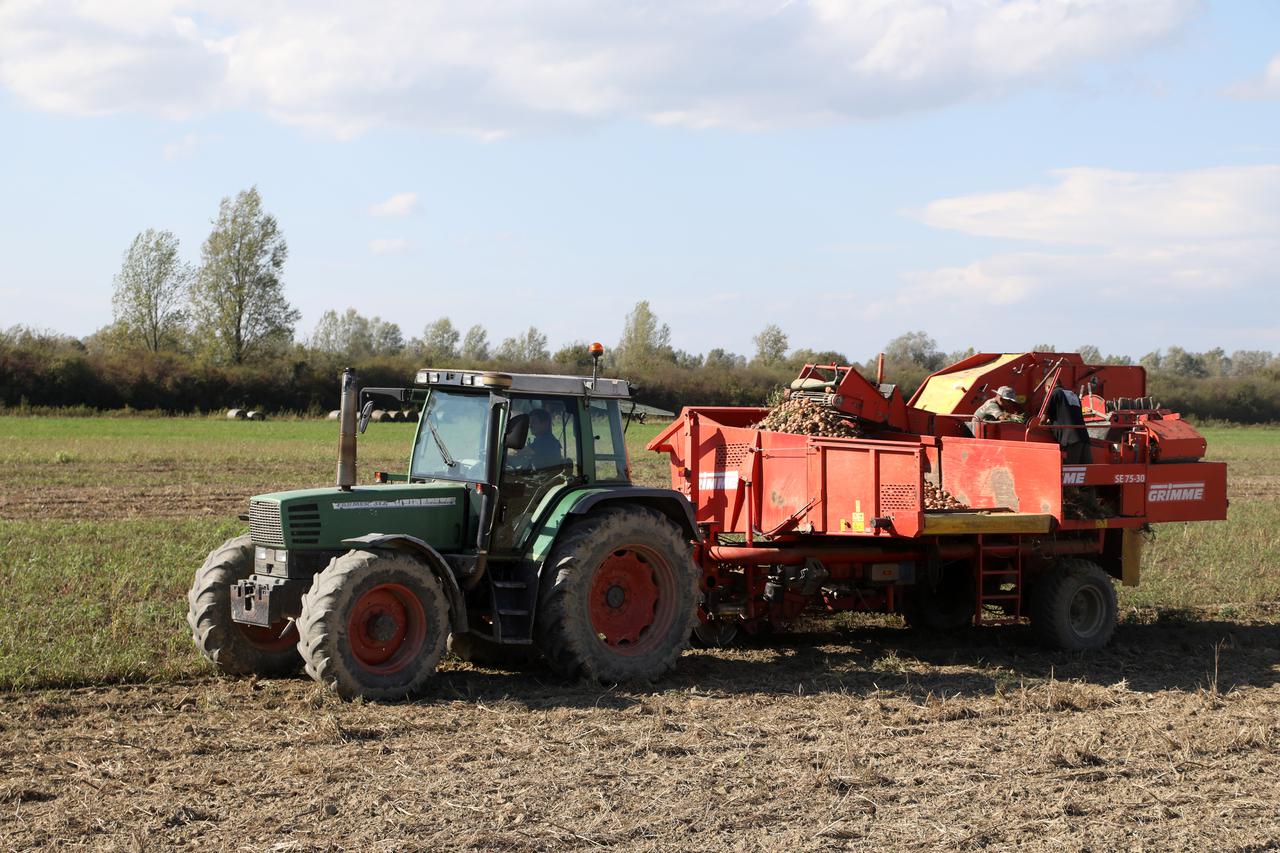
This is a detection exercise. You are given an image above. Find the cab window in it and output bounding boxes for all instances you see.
[589,399,628,482]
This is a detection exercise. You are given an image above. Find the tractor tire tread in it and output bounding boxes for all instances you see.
[297,549,448,700]
[186,534,301,676]
[534,506,699,683]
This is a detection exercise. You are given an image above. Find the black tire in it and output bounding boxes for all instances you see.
[1030,558,1117,651]
[297,550,449,700]
[902,563,974,631]
[535,507,699,682]
[186,535,302,676]
[447,631,534,667]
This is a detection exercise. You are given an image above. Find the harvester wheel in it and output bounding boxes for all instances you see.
[535,507,699,682]
[297,550,448,700]
[448,632,533,667]
[186,535,301,676]
[1030,558,1117,651]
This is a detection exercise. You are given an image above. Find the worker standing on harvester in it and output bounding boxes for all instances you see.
[973,386,1023,424]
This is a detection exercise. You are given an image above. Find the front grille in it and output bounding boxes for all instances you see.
[287,502,322,545]
[249,500,285,548]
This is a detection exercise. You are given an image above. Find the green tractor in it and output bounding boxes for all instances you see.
[186,358,700,699]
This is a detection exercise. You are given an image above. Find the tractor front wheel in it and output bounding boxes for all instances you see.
[1030,558,1117,651]
[536,507,699,682]
[186,535,301,676]
[297,550,449,700]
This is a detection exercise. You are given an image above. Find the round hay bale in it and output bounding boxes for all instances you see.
[403,409,419,421]
[226,409,247,420]
[371,409,389,423]
[327,410,341,420]
[387,409,404,423]
[247,410,266,421]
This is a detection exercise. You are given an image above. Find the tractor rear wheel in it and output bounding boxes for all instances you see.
[186,535,301,676]
[448,631,534,667]
[1030,558,1117,651]
[297,550,448,699]
[535,507,699,682]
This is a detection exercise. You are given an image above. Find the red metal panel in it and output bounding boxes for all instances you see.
[1144,462,1228,523]
[939,436,1062,517]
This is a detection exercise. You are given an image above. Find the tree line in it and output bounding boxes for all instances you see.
[2,187,1279,421]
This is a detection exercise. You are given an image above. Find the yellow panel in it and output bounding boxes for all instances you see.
[913,353,1024,414]
[921,512,1054,536]
[1121,528,1142,587]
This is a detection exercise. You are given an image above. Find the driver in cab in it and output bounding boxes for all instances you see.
[516,408,562,470]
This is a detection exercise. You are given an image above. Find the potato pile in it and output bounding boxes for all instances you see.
[754,395,863,438]
[923,481,968,510]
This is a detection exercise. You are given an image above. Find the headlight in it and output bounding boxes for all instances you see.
[276,550,288,563]
[255,547,268,561]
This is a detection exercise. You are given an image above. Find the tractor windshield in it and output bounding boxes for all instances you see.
[410,390,492,483]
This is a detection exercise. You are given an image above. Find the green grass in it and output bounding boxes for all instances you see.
[0,415,1275,691]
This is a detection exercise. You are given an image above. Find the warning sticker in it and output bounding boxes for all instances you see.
[697,471,740,491]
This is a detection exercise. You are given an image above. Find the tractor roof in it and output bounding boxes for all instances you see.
[415,368,631,398]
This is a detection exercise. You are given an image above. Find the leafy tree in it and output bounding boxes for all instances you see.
[309,309,402,359]
[1229,350,1274,377]
[617,301,672,369]
[190,187,299,364]
[884,331,946,370]
[496,326,549,362]
[460,324,490,361]
[788,348,848,368]
[752,323,788,366]
[1077,344,1103,364]
[1163,347,1208,378]
[369,318,404,355]
[553,341,594,369]
[311,308,372,357]
[418,318,460,363]
[705,348,746,369]
[111,229,191,352]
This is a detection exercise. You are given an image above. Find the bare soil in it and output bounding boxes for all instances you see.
[4,611,1279,851]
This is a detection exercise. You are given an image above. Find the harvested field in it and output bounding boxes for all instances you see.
[3,614,1279,851]
[1,416,1279,850]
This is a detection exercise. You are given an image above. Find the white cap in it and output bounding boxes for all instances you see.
[996,386,1018,402]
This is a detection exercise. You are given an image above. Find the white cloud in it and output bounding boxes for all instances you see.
[369,238,410,255]
[889,165,1280,330]
[0,0,1198,136]
[1227,53,1280,99]
[162,131,202,161]
[368,192,420,217]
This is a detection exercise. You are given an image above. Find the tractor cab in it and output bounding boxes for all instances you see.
[381,367,634,553]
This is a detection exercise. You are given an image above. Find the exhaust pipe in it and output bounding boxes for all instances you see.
[336,367,358,491]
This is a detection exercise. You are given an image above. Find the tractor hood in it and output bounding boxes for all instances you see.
[247,483,470,552]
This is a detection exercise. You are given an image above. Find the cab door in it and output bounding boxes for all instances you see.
[492,395,585,551]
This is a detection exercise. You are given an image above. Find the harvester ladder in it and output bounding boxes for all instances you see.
[974,535,1022,625]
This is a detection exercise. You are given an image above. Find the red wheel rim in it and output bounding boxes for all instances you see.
[238,621,297,653]
[589,546,674,654]
[347,583,427,674]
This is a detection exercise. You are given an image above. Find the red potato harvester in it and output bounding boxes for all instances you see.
[648,352,1227,650]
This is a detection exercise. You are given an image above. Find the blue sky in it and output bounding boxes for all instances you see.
[2,0,1278,360]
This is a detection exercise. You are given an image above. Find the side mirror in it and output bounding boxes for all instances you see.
[357,400,375,435]
[504,413,530,450]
